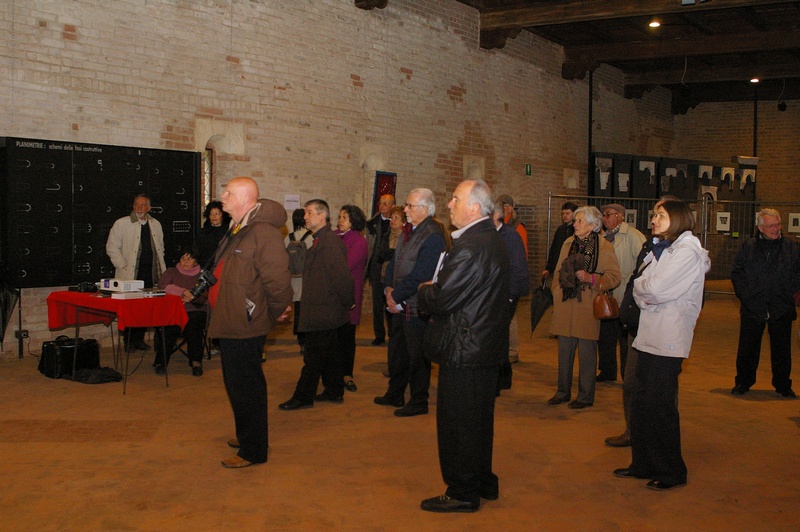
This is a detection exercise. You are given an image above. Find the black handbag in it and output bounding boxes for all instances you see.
[39,335,100,379]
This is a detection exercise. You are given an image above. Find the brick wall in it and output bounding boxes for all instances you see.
[673,101,800,203]
[4,0,790,354]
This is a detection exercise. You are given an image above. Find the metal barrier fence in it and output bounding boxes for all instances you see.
[547,194,800,281]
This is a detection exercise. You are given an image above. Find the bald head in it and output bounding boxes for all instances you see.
[221,176,259,222]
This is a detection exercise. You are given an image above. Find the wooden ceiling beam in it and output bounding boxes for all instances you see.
[565,30,800,64]
[624,62,800,86]
[480,0,798,30]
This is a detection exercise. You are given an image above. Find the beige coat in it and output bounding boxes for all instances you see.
[550,236,621,340]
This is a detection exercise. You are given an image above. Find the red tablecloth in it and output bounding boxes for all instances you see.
[47,291,189,331]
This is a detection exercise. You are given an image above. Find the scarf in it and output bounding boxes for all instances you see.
[604,226,620,243]
[402,223,413,243]
[652,237,672,260]
[559,231,600,302]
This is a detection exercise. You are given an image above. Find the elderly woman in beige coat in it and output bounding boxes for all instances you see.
[548,206,620,409]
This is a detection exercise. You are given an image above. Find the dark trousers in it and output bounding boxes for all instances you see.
[621,335,640,438]
[735,314,793,392]
[598,318,628,380]
[437,365,499,504]
[496,300,517,393]
[369,264,387,341]
[292,301,305,346]
[292,327,345,402]
[126,264,155,347]
[219,336,268,464]
[124,327,147,347]
[384,314,431,407]
[629,351,686,485]
[154,311,206,366]
[339,323,357,378]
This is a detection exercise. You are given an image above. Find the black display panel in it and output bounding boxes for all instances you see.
[0,137,200,288]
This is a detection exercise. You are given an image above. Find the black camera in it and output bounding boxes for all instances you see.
[69,281,98,293]
[190,269,217,299]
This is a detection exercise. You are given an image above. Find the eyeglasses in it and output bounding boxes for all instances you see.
[761,223,781,229]
[404,203,424,209]
[379,201,393,206]
[602,212,619,217]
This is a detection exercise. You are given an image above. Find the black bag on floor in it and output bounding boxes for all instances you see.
[38,335,101,379]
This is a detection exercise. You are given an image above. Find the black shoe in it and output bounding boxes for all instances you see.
[647,479,686,491]
[153,364,166,375]
[314,391,344,403]
[479,489,499,501]
[568,400,592,409]
[731,384,749,395]
[192,365,203,377]
[374,395,405,407]
[547,395,570,405]
[778,388,797,398]
[394,404,428,417]
[596,374,617,382]
[420,494,479,513]
[278,398,314,410]
[133,340,151,351]
[613,468,645,479]
[371,338,385,346]
[344,380,357,393]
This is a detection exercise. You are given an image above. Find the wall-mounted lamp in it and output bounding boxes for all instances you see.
[648,19,661,28]
[750,78,760,84]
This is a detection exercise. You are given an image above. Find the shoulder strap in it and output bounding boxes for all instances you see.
[301,230,313,241]
[289,232,297,242]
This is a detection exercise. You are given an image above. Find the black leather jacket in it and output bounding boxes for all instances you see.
[731,232,800,322]
[417,218,510,368]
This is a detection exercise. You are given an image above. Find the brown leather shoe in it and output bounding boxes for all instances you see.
[227,438,240,449]
[221,455,254,468]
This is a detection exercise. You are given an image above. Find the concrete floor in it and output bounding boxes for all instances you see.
[1,291,798,531]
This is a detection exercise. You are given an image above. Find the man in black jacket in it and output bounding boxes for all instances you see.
[731,208,800,398]
[279,199,355,410]
[417,179,510,513]
[541,201,578,279]
[365,194,396,345]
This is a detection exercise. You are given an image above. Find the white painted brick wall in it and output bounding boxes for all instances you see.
[1,0,684,354]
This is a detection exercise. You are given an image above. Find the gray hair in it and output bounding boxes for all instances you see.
[575,205,603,233]
[493,199,505,216]
[410,188,436,217]
[756,208,781,226]
[305,198,330,223]
[465,179,495,217]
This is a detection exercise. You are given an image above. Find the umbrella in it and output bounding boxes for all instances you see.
[530,277,553,335]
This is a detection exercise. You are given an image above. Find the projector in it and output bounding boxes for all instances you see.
[100,279,144,292]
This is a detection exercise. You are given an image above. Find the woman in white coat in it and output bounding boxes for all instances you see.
[613,199,710,491]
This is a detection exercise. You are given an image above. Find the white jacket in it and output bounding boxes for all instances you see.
[106,212,166,281]
[632,231,710,359]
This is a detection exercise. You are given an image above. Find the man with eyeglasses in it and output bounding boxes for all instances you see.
[731,208,800,399]
[597,203,645,383]
[365,194,396,346]
[374,188,446,416]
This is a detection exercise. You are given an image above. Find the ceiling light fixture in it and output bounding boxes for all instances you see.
[649,19,661,28]
[750,78,760,84]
